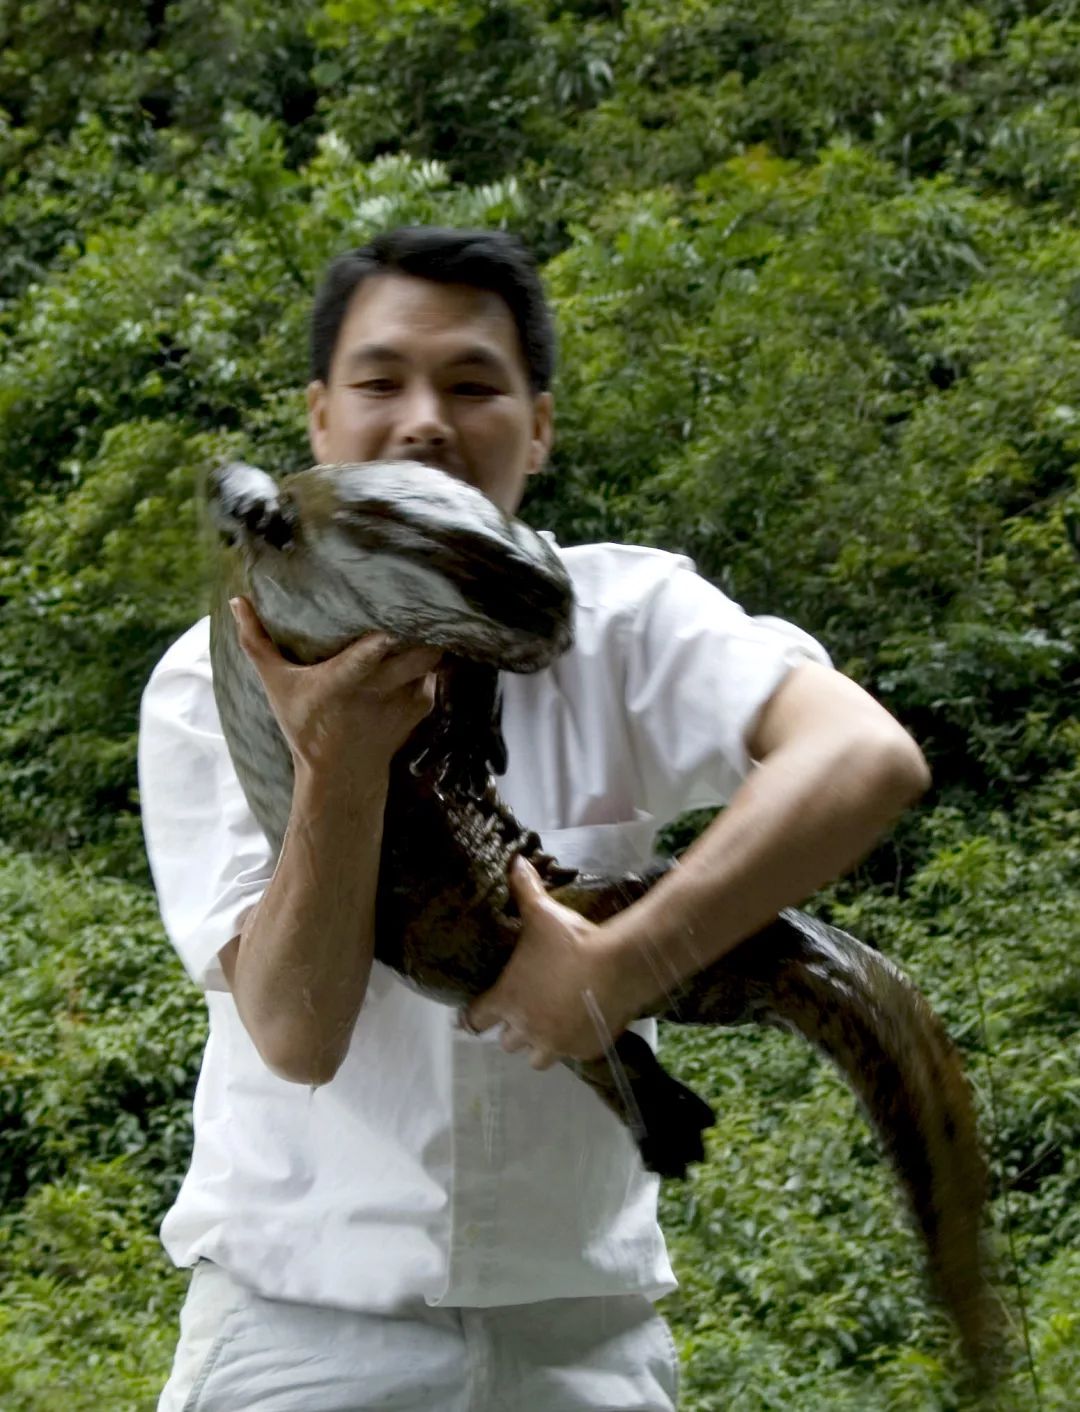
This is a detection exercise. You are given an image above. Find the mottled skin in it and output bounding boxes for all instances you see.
[207,459,998,1374]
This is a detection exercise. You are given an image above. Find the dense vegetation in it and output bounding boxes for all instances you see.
[1,2,1077,1406]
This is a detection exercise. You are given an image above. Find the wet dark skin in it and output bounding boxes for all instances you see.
[221,271,930,1084]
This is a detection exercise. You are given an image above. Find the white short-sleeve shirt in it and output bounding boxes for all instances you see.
[138,539,829,1314]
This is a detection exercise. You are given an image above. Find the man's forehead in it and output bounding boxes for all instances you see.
[341,340,512,374]
[330,269,528,375]
[338,272,519,351]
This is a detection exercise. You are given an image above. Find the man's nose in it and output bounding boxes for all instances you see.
[398,384,453,449]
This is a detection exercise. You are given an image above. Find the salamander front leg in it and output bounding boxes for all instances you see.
[571,1032,716,1179]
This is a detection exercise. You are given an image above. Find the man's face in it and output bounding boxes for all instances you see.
[307,272,553,514]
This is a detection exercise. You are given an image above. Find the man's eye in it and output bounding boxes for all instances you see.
[453,382,499,397]
[354,379,398,394]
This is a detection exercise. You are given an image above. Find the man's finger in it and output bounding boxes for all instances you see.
[231,597,282,673]
[508,854,546,910]
[528,1048,558,1072]
[370,644,443,695]
[459,993,498,1035]
[330,630,398,679]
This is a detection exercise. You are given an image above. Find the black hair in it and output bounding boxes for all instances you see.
[309,226,556,393]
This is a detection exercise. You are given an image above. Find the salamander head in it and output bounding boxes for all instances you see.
[206,459,574,673]
[207,461,298,551]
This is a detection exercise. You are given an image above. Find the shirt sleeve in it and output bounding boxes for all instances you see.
[621,559,832,823]
[138,623,275,991]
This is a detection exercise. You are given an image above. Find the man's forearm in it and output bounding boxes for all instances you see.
[461,664,930,1067]
[226,763,389,1085]
[602,711,930,1014]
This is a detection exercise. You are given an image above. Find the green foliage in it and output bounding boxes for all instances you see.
[547,2,1080,212]
[312,0,620,189]
[1027,1246,1080,1411]
[0,421,218,868]
[1,1,1078,1405]
[0,1162,186,1411]
[0,1,323,303]
[0,850,205,1213]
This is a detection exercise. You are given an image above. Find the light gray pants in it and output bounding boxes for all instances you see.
[158,1262,680,1411]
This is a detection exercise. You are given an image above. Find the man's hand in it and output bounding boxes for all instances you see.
[231,596,441,779]
[462,857,641,1071]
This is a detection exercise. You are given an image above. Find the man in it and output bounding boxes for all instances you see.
[140,226,929,1410]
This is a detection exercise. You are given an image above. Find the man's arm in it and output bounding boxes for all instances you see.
[219,597,441,1086]
[602,660,930,1004]
[465,662,930,1067]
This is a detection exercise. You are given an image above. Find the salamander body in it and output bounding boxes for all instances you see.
[207,458,998,1373]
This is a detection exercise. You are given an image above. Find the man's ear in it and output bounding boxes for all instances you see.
[307,380,330,463]
[527,391,554,476]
